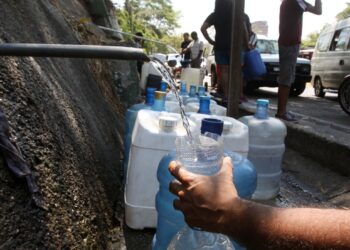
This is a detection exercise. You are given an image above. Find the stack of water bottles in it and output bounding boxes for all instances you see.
[153,118,257,250]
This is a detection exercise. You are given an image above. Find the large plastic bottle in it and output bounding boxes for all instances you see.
[239,99,287,200]
[153,118,257,250]
[123,87,156,175]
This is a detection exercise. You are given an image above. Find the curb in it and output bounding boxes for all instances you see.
[238,108,350,176]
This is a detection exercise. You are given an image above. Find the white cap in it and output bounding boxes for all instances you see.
[223,120,233,132]
[159,116,179,132]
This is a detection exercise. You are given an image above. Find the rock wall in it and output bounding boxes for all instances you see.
[0,0,135,248]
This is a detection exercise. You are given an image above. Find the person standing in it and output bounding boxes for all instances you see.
[201,0,232,100]
[185,31,204,68]
[276,0,322,122]
[180,32,192,61]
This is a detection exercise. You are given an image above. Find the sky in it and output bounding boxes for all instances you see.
[171,0,349,40]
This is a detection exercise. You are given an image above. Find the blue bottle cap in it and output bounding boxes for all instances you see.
[198,96,211,114]
[201,118,224,136]
[160,81,167,92]
[255,99,269,119]
[256,99,269,108]
[146,88,157,106]
[198,86,206,96]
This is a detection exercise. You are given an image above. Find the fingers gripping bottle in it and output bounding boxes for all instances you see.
[153,118,257,250]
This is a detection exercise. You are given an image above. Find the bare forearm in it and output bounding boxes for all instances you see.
[307,0,322,15]
[227,199,350,249]
[201,24,215,45]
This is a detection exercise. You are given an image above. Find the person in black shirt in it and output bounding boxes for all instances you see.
[180,32,191,61]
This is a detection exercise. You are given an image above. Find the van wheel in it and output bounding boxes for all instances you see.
[314,77,325,97]
[289,82,306,97]
[338,79,350,115]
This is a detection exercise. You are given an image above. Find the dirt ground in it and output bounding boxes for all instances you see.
[0,0,134,248]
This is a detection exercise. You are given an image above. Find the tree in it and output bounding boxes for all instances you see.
[301,31,320,49]
[115,0,180,53]
[336,3,350,21]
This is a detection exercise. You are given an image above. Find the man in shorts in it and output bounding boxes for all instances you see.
[201,0,232,100]
[277,0,322,122]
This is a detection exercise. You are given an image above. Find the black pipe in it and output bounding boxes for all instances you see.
[0,43,150,61]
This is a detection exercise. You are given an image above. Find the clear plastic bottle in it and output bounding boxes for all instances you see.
[153,119,254,250]
[239,99,287,200]
[168,226,235,250]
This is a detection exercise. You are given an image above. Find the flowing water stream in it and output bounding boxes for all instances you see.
[151,58,193,141]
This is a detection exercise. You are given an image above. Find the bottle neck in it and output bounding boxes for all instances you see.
[255,105,268,119]
[198,97,211,114]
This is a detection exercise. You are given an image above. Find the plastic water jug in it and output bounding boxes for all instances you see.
[242,49,267,80]
[124,88,156,175]
[124,110,194,229]
[239,99,287,200]
[153,118,256,250]
[187,113,249,157]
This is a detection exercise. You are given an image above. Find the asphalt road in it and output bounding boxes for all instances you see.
[248,84,350,128]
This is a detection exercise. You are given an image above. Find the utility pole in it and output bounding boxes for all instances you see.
[227,0,245,118]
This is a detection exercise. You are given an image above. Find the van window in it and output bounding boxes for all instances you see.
[316,32,332,52]
[330,28,350,51]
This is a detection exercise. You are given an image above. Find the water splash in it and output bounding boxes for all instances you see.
[151,58,193,140]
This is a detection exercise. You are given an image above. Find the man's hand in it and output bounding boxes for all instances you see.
[169,157,242,235]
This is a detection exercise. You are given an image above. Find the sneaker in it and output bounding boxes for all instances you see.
[275,112,299,123]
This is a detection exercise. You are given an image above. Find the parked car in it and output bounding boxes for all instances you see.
[311,18,350,115]
[206,37,312,96]
[246,36,311,96]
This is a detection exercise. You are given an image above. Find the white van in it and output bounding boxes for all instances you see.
[311,18,350,115]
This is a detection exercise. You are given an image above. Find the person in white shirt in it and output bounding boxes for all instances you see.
[185,31,204,68]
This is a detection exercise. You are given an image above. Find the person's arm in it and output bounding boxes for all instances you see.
[304,0,322,15]
[169,157,350,250]
[201,21,215,46]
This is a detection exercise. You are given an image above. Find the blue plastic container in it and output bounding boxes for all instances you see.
[243,49,267,80]
[153,119,257,250]
[123,88,156,176]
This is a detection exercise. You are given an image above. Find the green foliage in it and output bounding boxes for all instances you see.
[336,3,350,21]
[301,31,320,49]
[115,0,181,53]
